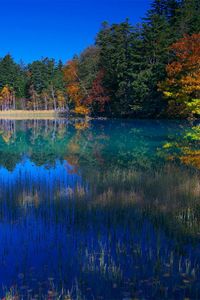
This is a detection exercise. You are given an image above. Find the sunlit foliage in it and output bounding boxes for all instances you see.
[159,34,200,118]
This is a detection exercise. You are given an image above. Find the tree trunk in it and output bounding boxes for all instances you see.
[45,95,48,110]
[51,86,56,110]
[13,94,16,110]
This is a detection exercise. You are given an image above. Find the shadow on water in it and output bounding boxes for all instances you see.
[0,119,199,299]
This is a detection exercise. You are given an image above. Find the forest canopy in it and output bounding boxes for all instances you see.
[0,0,199,119]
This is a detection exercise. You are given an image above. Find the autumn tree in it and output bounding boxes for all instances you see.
[85,70,110,113]
[63,59,89,115]
[0,0,199,117]
[0,86,15,110]
[159,33,200,118]
[0,55,27,107]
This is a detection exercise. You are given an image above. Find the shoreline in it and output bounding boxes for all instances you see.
[0,110,67,120]
[0,110,106,121]
[0,110,198,122]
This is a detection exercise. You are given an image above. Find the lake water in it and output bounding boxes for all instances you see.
[0,119,199,299]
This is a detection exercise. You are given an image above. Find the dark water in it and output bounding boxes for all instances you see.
[0,119,199,299]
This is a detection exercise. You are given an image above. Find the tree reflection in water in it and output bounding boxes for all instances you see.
[0,119,199,299]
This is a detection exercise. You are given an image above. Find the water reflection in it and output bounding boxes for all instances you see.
[0,119,199,299]
[161,124,200,170]
[0,159,83,211]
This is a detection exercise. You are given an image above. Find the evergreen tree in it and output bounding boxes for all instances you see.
[0,0,199,117]
[0,54,26,99]
[78,46,100,91]
[97,20,144,115]
[177,0,200,35]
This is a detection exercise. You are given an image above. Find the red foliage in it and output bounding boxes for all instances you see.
[86,70,109,112]
[159,34,200,117]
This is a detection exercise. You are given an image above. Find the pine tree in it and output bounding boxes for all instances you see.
[177,0,200,35]
[0,54,26,99]
[96,20,143,115]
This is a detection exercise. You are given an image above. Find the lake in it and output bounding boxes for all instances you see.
[0,118,199,299]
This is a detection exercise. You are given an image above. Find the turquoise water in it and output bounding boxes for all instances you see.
[0,119,199,299]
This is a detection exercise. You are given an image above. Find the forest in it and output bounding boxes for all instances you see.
[0,0,199,118]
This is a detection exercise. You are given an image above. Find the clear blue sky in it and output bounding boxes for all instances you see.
[0,0,151,63]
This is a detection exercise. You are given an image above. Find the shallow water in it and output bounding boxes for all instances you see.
[0,119,199,299]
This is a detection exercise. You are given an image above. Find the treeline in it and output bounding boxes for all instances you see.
[0,0,199,118]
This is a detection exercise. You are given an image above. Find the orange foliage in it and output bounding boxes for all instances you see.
[67,83,83,106]
[166,62,182,77]
[159,34,200,117]
[75,121,90,130]
[63,60,79,83]
[180,150,200,170]
[63,60,84,107]
[170,34,200,66]
[63,61,109,115]
[74,105,90,115]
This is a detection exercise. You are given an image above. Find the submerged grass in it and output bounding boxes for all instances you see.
[2,281,86,300]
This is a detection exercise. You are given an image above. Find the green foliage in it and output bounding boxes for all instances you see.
[78,46,100,91]
[96,20,144,115]
[0,0,199,118]
[0,54,27,98]
[176,0,200,35]
[27,58,65,110]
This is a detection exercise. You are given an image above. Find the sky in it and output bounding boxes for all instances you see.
[0,0,152,63]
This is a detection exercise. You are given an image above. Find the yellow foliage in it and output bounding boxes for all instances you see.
[163,142,173,149]
[74,105,90,115]
[2,132,12,143]
[184,126,200,141]
[163,91,173,98]
[1,86,11,97]
[75,122,90,130]
[187,99,200,115]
